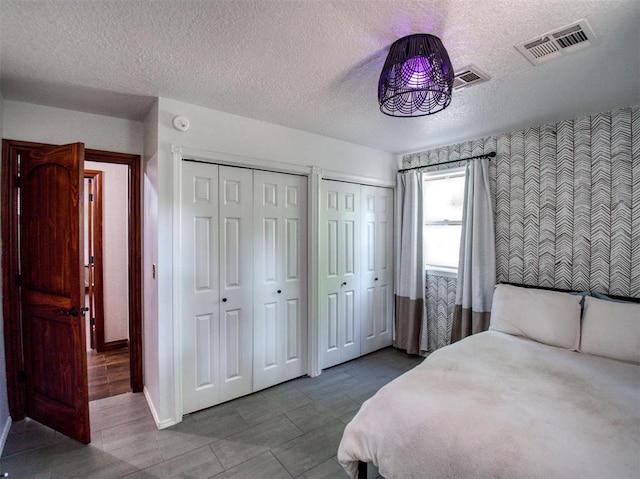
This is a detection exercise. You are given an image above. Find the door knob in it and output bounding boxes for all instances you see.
[341,281,347,286]
[222,298,227,303]
[374,277,379,281]
[59,306,79,317]
[277,290,282,294]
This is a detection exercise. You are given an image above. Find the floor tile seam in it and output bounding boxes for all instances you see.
[101,428,163,453]
[235,407,301,427]
[228,413,304,441]
[89,398,145,415]
[290,385,316,401]
[269,423,319,456]
[271,434,338,479]
[157,431,227,460]
[287,417,334,435]
[270,448,297,478]
[186,413,252,437]
[207,441,226,472]
[91,404,153,424]
[208,441,268,473]
[0,440,57,460]
[282,408,312,426]
[103,436,163,460]
[91,430,105,451]
[91,416,152,435]
[208,419,305,471]
[143,442,221,473]
[294,375,362,392]
[231,421,306,449]
[243,391,312,408]
[285,405,350,434]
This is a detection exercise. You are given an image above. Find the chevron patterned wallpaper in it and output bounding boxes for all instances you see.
[425,273,456,352]
[406,105,639,351]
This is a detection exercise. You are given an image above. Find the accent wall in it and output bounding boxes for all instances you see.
[403,105,640,351]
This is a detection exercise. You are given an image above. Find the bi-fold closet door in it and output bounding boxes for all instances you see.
[319,180,394,369]
[360,185,394,356]
[253,170,308,392]
[180,161,307,415]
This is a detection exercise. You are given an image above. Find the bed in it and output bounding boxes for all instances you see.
[337,284,640,479]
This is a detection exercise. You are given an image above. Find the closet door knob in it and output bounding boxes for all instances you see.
[341,281,347,286]
[277,290,282,294]
[222,298,227,303]
[374,277,379,281]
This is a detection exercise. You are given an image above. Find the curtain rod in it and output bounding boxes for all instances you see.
[398,151,496,173]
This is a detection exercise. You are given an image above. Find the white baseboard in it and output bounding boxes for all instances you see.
[143,386,178,430]
[0,414,12,456]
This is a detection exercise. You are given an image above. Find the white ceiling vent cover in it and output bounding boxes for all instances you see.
[453,66,490,91]
[515,19,599,65]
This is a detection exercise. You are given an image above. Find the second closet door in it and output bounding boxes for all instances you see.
[218,166,254,403]
[320,180,361,369]
[253,171,308,391]
[360,185,394,355]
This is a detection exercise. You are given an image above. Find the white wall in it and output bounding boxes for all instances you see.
[145,97,396,427]
[142,100,160,425]
[85,161,129,344]
[2,100,143,155]
[159,98,396,180]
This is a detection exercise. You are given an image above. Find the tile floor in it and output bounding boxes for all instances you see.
[0,347,423,479]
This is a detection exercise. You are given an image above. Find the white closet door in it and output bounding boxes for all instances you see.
[218,166,254,402]
[253,171,307,391]
[320,180,361,369]
[361,186,394,355]
[181,161,220,414]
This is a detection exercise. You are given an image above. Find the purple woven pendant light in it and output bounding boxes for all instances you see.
[378,34,454,117]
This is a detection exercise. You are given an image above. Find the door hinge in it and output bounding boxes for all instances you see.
[18,370,26,383]
[15,175,21,188]
[88,193,93,202]
[15,274,22,287]
[90,317,95,327]
[89,256,94,264]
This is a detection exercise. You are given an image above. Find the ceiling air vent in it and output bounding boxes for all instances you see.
[515,19,599,65]
[453,66,490,91]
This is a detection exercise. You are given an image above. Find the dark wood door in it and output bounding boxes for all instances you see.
[20,143,90,444]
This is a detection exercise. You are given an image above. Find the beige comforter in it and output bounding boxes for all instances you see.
[337,331,640,478]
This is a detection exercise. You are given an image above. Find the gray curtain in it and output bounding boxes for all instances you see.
[394,170,427,354]
[451,158,496,342]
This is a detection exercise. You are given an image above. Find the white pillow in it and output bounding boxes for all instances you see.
[489,284,582,349]
[580,295,640,364]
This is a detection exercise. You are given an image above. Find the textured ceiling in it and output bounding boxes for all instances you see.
[1,0,639,154]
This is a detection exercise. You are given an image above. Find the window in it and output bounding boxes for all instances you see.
[423,168,466,273]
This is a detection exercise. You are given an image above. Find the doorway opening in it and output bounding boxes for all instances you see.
[84,164,133,401]
[1,139,143,427]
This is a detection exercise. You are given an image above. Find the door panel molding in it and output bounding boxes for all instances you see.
[1,139,143,424]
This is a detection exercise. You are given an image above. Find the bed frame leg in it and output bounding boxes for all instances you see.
[357,461,368,479]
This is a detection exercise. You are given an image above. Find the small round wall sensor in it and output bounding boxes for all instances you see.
[172,116,190,132]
